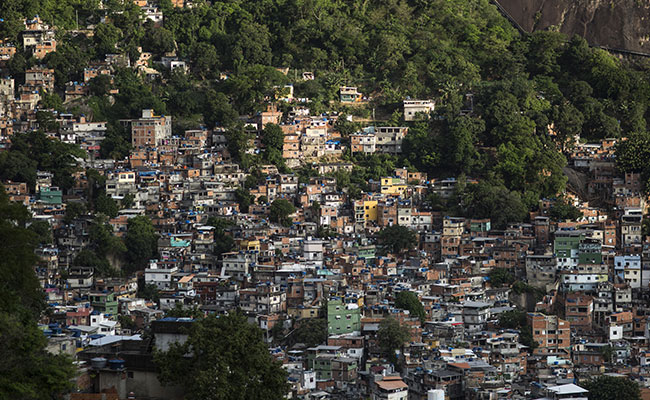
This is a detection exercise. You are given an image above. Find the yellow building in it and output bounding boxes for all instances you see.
[240,239,260,252]
[354,199,378,224]
[380,177,407,196]
[288,306,322,320]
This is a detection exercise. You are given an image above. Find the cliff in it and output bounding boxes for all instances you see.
[495,0,650,55]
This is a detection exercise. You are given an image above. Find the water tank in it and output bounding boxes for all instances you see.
[90,357,107,369]
[428,389,445,400]
[108,359,125,370]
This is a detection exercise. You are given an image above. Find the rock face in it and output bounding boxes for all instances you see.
[495,0,650,54]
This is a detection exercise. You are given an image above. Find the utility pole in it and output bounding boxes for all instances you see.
[76,10,79,31]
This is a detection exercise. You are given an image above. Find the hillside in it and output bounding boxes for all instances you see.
[496,0,650,54]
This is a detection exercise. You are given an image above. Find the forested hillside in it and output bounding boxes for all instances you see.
[2,0,650,219]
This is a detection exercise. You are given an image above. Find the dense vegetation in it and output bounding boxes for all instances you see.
[583,375,641,400]
[0,186,75,398]
[3,0,650,216]
[155,312,289,400]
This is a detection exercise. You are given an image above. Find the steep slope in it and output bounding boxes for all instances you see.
[496,0,650,54]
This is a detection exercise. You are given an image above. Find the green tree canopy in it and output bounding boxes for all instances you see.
[583,376,640,400]
[125,216,158,273]
[549,198,583,221]
[378,225,417,255]
[269,199,296,227]
[291,318,327,348]
[0,186,75,398]
[394,291,426,324]
[378,316,411,365]
[155,312,289,400]
[205,217,236,257]
[488,267,515,287]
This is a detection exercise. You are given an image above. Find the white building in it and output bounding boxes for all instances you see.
[403,99,435,121]
[144,260,179,290]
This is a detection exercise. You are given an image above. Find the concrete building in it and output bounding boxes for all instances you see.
[328,299,361,335]
[130,109,172,149]
[403,99,435,121]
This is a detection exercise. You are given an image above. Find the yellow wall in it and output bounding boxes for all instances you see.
[363,200,378,222]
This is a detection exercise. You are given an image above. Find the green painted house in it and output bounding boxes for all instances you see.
[38,187,63,205]
[90,292,118,315]
[327,299,361,335]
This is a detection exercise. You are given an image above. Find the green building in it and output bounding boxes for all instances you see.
[90,292,118,315]
[313,355,334,380]
[554,230,583,267]
[470,219,491,235]
[356,245,376,260]
[578,238,602,265]
[38,187,63,205]
[327,298,361,335]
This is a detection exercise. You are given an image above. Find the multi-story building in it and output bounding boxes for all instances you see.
[525,254,557,290]
[621,209,642,253]
[528,313,571,356]
[144,261,179,290]
[339,86,362,103]
[25,67,55,92]
[328,298,361,335]
[239,282,286,314]
[375,127,408,154]
[564,293,593,334]
[90,291,119,315]
[372,376,408,400]
[614,255,641,288]
[554,230,584,270]
[220,251,258,281]
[403,99,435,121]
[130,109,172,149]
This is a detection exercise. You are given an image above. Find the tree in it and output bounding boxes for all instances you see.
[600,345,613,363]
[377,316,411,365]
[203,90,237,128]
[261,123,285,168]
[497,309,527,329]
[549,198,583,221]
[378,225,417,255]
[269,199,296,227]
[95,193,119,218]
[73,249,118,278]
[143,26,175,56]
[0,186,75,399]
[497,309,536,350]
[137,283,160,302]
[615,133,650,174]
[99,123,131,160]
[291,318,327,347]
[89,75,113,96]
[394,291,426,324]
[205,217,236,257]
[583,376,640,400]
[461,182,528,229]
[64,201,87,224]
[121,193,135,209]
[155,313,289,400]
[165,304,204,319]
[124,216,158,273]
[234,187,254,213]
[36,110,58,132]
[89,217,126,261]
[488,268,515,287]
[27,220,53,245]
[94,23,122,56]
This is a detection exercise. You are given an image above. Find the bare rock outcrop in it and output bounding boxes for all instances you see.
[496,0,650,54]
